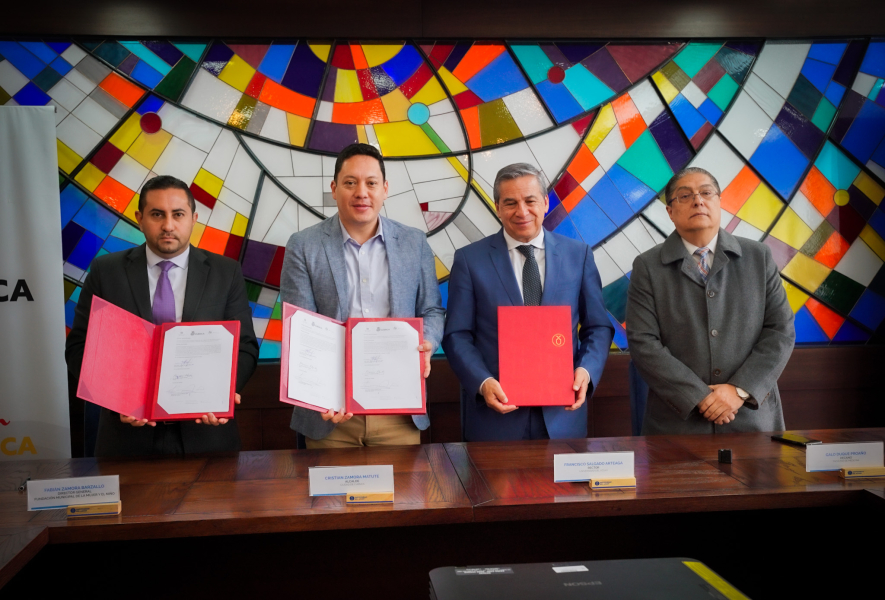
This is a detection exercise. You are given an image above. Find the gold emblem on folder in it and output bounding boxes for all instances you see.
[552,333,565,347]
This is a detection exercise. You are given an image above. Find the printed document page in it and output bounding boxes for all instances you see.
[287,311,345,412]
[351,321,421,410]
[156,325,234,414]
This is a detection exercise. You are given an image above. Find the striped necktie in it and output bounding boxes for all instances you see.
[694,247,711,283]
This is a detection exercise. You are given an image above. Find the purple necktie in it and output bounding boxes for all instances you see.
[152,261,177,324]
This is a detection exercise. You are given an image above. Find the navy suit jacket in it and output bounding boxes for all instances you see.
[442,229,613,441]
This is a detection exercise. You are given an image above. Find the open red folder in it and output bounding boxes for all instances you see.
[77,297,239,421]
[498,305,574,406]
[279,303,426,415]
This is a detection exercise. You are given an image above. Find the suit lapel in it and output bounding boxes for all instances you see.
[383,217,402,315]
[708,229,740,281]
[540,230,558,305]
[182,246,208,322]
[321,215,350,321]
[490,230,524,306]
[661,231,706,287]
[125,245,153,321]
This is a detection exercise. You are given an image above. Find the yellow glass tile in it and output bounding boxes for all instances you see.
[190,222,206,246]
[231,213,249,238]
[124,195,139,221]
[127,130,173,170]
[735,184,783,231]
[194,168,224,198]
[410,76,447,106]
[218,55,256,93]
[437,67,468,95]
[781,279,810,313]
[286,113,309,147]
[854,171,885,205]
[374,121,439,156]
[109,113,142,152]
[308,43,331,62]
[585,103,616,152]
[362,44,404,67]
[75,163,106,192]
[434,256,449,279]
[356,125,368,144]
[334,69,363,103]
[447,156,470,182]
[781,253,831,293]
[652,71,679,104]
[834,189,850,206]
[859,225,885,261]
[380,88,411,122]
[57,139,81,174]
[769,207,813,249]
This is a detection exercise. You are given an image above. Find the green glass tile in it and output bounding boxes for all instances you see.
[661,61,690,91]
[714,47,754,83]
[478,98,522,146]
[811,98,836,131]
[58,174,65,187]
[870,78,884,101]
[271,302,282,320]
[673,42,722,78]
[511,45,553,85]
[154,57,196,101]
[815,270,865,315]
[92,41,130,67]
[172,43,207,63]
[228,94,257,130]
[245,281,262,302]
[787,74,823,120]
[602,276,630,323]
[63,279,76,301]
[33,66,62,92]
[800,221,835,257]
[0,85,10,105]
[420,122,450,153]
[81,41,102,52]
[616,130,674,193]
[708,74,739,111]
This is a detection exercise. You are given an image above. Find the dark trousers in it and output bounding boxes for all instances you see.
[522,407,550,440]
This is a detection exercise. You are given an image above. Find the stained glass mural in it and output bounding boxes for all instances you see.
[1,36,884,356]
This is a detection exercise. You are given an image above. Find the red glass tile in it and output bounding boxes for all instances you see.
[692,59,726,94]
[244,72,267,99]
[571,111,595,137]
[90,142,124,174]
[428,44,454,69]
[331,45,355,69]
[547,65,566,84]
[814,231,850,268]
[190,183,217,210]
[689,121,714,149]
[454,89,483,110]
[140,112,162,134]
[224,234,244,260]
[553,171,580,202]
[357,68,379,100]
[805,297,844,339]
[607,43,683,83]
[227,44,270,69]
[420,202,429,211]
[265,245,286,286]
[825,204,865,243]
[400,63,433,99]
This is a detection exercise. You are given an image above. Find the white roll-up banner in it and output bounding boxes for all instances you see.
[0,106,71,459]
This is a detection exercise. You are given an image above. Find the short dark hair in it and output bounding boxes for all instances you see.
[493,163,547,204]
[664,167,721,205]
[334,143,386,183]
[139,175,196,213]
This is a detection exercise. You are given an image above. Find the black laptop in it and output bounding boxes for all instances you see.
[429,557,748,599]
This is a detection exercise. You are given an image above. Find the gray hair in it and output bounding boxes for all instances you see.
[664,167,721,205]
[493,163,548,204]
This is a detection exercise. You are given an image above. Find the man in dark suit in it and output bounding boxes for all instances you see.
[442,163,613,442]
[66,175,258,456]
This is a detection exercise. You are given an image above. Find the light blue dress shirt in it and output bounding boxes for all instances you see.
[340,219,390,319]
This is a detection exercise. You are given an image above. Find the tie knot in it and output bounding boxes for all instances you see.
[158,260,175,273]
[517,245,535,260]
[694,247,711,259]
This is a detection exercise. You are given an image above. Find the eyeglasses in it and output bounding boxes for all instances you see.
[670,190,719,205]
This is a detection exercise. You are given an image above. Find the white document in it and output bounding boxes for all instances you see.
[28,475,120,510]
[156,325,233,415]
[554,452,635,482]
[308,465,395,496]
[351,321,422,410]
[287,311,345,412]
[806,442,884,472]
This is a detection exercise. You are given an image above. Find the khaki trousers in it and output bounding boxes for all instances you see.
[305,415,420,448]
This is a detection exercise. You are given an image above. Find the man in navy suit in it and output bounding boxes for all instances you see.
[442,163,613,441]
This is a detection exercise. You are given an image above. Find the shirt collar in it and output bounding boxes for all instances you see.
[340,217,384,246]
[146,244,190,270]
[502,227,545,252]
[681,232,719,257]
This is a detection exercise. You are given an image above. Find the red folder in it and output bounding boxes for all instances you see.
[498,305,574,406]
[280,303,426,415]
[77,297,239,421]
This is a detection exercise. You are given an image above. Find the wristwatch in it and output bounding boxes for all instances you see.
[735,387,750,401]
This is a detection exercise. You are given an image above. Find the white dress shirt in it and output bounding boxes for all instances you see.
[340,218,390,319]
[502,227,546,297]
[682,233,719,271]
[146,245,189,323]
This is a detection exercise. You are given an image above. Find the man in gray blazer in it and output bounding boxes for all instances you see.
[280,143,445,448]
[626,167,795,434]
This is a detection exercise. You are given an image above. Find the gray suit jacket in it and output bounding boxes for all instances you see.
[280,214,445,440]
[626,229,795,434]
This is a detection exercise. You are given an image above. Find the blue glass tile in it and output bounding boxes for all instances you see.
[258,44,295,83]
[50,56,73,76]
[13,82,51,106]
[824,81,845,106]
[19,41,56,64]
[568,195,616,246]
[562,64,613,111]
[511,44,553,84]
[793,306,829,343]
[280,43,326,97]
[110,220,145,245]
[535,79,583,122]
[697,97,723,125]
[67,230,104,270]
[873,137,885,167]
[141,41,183,67]
[607,164,655,212]
[61,222,86,260]
[608,312,628,348]
[70,286,82,303]
[258,340,282,361]
[64,299,77,328]
[859,41,885,79]
[669,93,706,139]
[253,304,273,319]
[101,235,137,254]
[60,185,88,226]
[749,125,809,199]
[465,52,528,102]
[869,209,885,240]
[841,100,885,163]
[118,41,171,75]
[800,58,836,93]
[546,189,561,213]
[380,44,423,86]
[46,42,71,55]
[131,61,164,88]
[136,94,165,115]
[832,320,870,342]
[201,43,234,76]
[439,280,449,311]
[589,175,634,224]
[849,289,885,330]
[808,42,847,66]
[72,199,118,239]
[442,44,471,72]
[32,66,62,92]
[553,215,584,242]
[815,141,861,190]
[544,203,567,231]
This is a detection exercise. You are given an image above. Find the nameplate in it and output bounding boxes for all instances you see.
[27,475,120,511]
[554,452,634,482]
[806,442,884,472]
[308,465,394,496]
